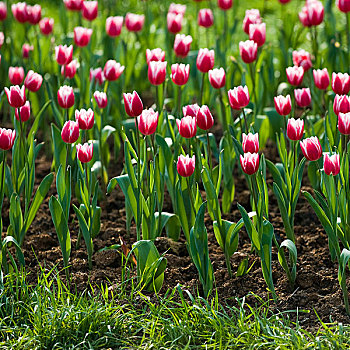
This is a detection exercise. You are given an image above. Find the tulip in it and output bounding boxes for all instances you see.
[294,88,311,108]
[197,105,214,130]
[183,104,200,117]
[218,0,233,10]
[177,154,195,177]
[286,66,304,86]
[15,100,30,122]
[242,133,259,153]
[208,68,226,89]
[299,1,324,27]
[9,67,24,85]
[11,2,27,23]
[332,72,350,95]
[239,40,258,64]
[249,23,266,47]
[313,68,330,90]
[228,85,250,110]
[5,85,26,108]
[74,27,93,47]
[106,16,123,37]
[168,3,186,15]
[324,153,340,176]
[61,120,80,144]
[76,143,93,163]
[338,112,350,135]
[22,43,33,59]
[334,95,350,116]
[176,116,197,138]
[39,17,54,35]
[93,91,108,109]
[123,91,143,117]
[198,8,214,28]
[55,45,73,66]
[0,2,7,21]
[0,32,4,49]
[24,70,43,92]
[75,108,94,130]
[90,68,104,86]
[337,0,350,12]
[57,86,75,109]
[196,48,215,73]
[26,4,41,25]
[300,136,322,161]
[174,34,192,58]
[62,60,78,79]
[137,108,159,135]
[148,61,167,85]
[171,63,190,86]
[0,128,16,150]
[63,0,84,11]
[125,13,145,32]
[240,152,259,175]
[103,60,125,81]
[243,9,261,34]
[292,50,312,71]
[146,48,166,65]
[82,1,98,21]
[274,95,292,116]
[298,6,311,26]
[287,118,304,141]
[279,0,291,3]
[167,12,183,34]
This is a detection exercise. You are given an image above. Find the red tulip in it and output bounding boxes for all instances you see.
[279,0,291,3]
[240,152,259,175]
[106,16,123,37]
[167,12,183,34]
[168,3,186,15]
[63,0,84,11]
[313,68,329,90]
[55,45,73,66]
[75,108,94,130]
[218,0,233,10]
[294,88,311,108]
[11,2,27,23]
[0,2,7,21]
[196,48,215,73]
[292,50,312,71]
[171,63,190,86]
[243,9,261,34]
[76,143,93,163]
[82,1,98,21]
[239,40,258,64]
[24,70,43,92]
[22,43,33,59]
[27,4,41,25]
[176,116,197,138]
[274,95,292,116]
[249,23,266,47]
[183,104,200,118]
[62,60,78,79]
[299,1,324,27]
[39,17,54,35]
[148,61,167,85]
[9,66,24,85]
[57,86,75,109]
[228,85,250,110]
[74,26,93,47]
[287,118,304,141]
[90,68,104,86]
[208,68,226,89]
[177,154,195,177]
[332,72,350,95]
[104,60,124,81]
[125,13,145,32]
[338,112,350,135]
[5,85,26,108]
[0,32,4,48]
[198,8,214,28]
[324,153,340,176]
[337,0,350,12]
[0,128,16,150]
[146,48,166,65]
[15,101,30,122]
[334,95,350,116]
[300,136,322,161]
[123,91,143,117]
[138,108,159,135]
[242,133,259,153]
[93,91,108,109]
[197,105,214,130]
[174,34,192,58]
[286,66,304,86]
[61,120,80,144]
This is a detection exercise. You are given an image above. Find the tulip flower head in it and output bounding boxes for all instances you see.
[57,85,75,109]
[74,26,93,47]
[243,9,261,34]
[294,88,311,108]
[125,13,145,32]
[82,1,98,21]
[196,48,215,73]
[0,2,7,21]
[279,0,291,3]
[90,68,104,86]
[63,0,84,11]
[299,0,324,27]
[76,142,94,163]
[286,66,304,86]
[75,108,94,130]
[240,152,259,175]
[313,68,330,90]
[183,104,200,118]
[242,133,259,153]
[331,72,350,95]
[0,32,4,49]
[337,0,350,12]
[249,23,266,47]
[62,60,78,79]
[5,85,26,108]
[137,108,159,135]
[292,49,312,71]
[146,48,166,65]
[148,61,167,85]
[22,43,34,59]
[218,0,233,10]
[176,116,197,138]
[208,68,226,89]
[168,3,186,15]
[103,60,124,81]
[287,118,304,141]
[198,8,214,28]
[106,16,123,37]
[39,17,54,35]
[0,128,16,150]
[171,63,190,86]
[196,105,214,130]
[27,4,41,25]
[9,66,24,85]
[55,45,73,66]
[338,112,350,135]
[274,95,292,116]
[93,91,108,109]
[228,85,250,110]
[300,136,322,161]
[167,12,183,34]
[11,2,27,23]
[123,91,143,117]
[174,34,193,58]
[334,95,350,116]
[61,120,80,144]
[239,40,258,64]
[323,153,340,176]
[24,70,43,92]
[177,154,195,177]
[15,101,30,122]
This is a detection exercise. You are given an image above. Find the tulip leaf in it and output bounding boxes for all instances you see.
[278,239,297,285]
[27,100,52,143]
[9,193,23,244]
[51,124,67,172]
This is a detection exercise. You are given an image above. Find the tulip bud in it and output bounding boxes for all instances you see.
[168,3,186,15]
[294,88,311,108]
[323,153,340,176]
[242,133,259,153]
[171,63,190,86]
[76,143,93,163]
[75,108,94,130]
[338,112,350,135]
[239,40,258,64]
[89,68,104,86]
[11,2,27,23]
[146,48,166,65]
[300,136,322,161]
[249,23,266,47]
[63,0,83,11]
[15,101,30,122]
[82,1,98,21]
[331,72,350,95]
[274,95,292,116]
[55,45,73,66]
[196,48,215,73]
[62,60,78,79]
[0,128,16,150]
[177,154,195,177]
[5,85,26,108]
[208,68,226,89]
[228,85,250,110]
[183,104,200,118]
[218,0,233,10]
[9,67,24,85]
[24,70,43,92]
[103,60,124,81]
[61,120,80,144]
[196,105,214,130]
[336,0,350,13]
[287,118,304,141]
[0,2,7,21]
[138,108,159,135]
[167,12,183,34]
[286,66,304,86]
[334,95,350,116]
[27,4,41,25]
[123,91,143,117]
[198,8,214,28]
[57,85,75,109]
[240,152,259,175]
[93,91,108,109]
[313,68,330,90]
[106,16,123,37]
[176,116,197,138]
[292,49,312,71]
[148,61,167,85]
[22,43,33,59]
[74,26,93,47]
[125,13,145,32]
[174,34,193,58]
[243,9,261,34]
[39,17,54,35]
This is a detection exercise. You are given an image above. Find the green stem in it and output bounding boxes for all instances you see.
[200,73,205,105]
[248,63,257,122]
[206,131,213,176]
[135,117,141,241]
[242,108,249,134]
[219,88,228,133]
[99,108,106,193]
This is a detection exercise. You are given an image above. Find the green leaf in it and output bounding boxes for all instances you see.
[339,248,350,314]
[154,212,181,241]
[51,124,67,172]
[27,100,52,143]
[9,193,23,243]
[278,239,297,285]
[56,165,71,221]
